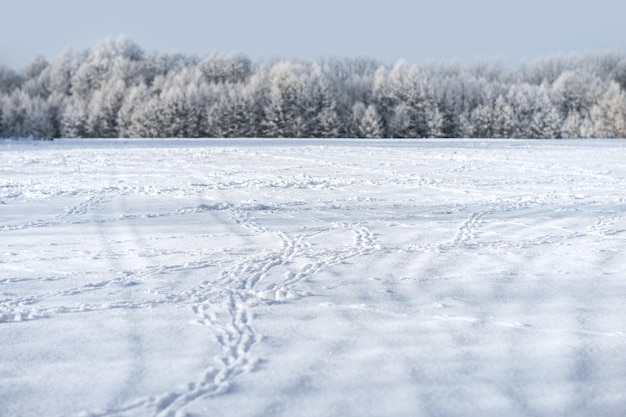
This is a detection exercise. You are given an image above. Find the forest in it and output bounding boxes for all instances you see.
[1,38,626,139]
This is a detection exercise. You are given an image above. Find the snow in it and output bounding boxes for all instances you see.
[1,138,626,417]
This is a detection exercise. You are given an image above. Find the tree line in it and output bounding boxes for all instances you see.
[1,39,626,139]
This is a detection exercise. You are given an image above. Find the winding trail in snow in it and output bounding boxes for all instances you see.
[1,139,626,417]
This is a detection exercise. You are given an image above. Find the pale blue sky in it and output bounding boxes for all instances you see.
[2,0,625,69]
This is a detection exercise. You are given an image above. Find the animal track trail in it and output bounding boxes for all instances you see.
[273,223,381,292]
[0,297,47,323]
[153,292,258,417]
[253,232,310,288]
[449,198,545,249]
[454,210,489,246]
[214,218,307,293]
[0,218,58,232]
[1,190,117,232]
[0,259,204,324]
[82,287,261,416]
[216,244,288,292]
[587,213,625,238]
[64,194,105,217]
[0,281,104,324]
[228,204,267,235]
[352,223,379,255]
[152,222,385,414]
[143,228,296,414]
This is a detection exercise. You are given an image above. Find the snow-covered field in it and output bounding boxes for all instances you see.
[2,138,626,417]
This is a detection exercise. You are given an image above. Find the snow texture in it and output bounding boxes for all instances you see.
[1,138,626,417]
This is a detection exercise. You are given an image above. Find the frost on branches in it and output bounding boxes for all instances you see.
[1,38,626,139]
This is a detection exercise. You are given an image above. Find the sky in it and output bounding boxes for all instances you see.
[1,0,625,69]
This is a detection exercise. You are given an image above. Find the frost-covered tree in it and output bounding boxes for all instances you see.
[20,56,51,99]
[426,102,444,138]
[470,103,493,138]
[117,83,148,137]
[70,38,144,103]
[438,94,462,138]
[1,90,54,138]
[561,110,595,138]
[385,63,432,138]
[144,67,209,138]
[262,62,314,137]
[307,70,342,138]
[199,53,252,84]
[506,84,538,138]
[371,67,394,137]
[591,82,626,138]
[125,95,163,138]
[86,79,126,137]
[528,90,562,139]
[491,95,515,138]
[48,50,79,97]
[61,97,89,138]
[609,58,626,91]
[552,70,603,117]
[206,83,261,137]
[0,66,21,95]
[353,103,383,138]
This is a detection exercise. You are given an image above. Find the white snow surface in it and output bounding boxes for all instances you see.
[1,138,626,417]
